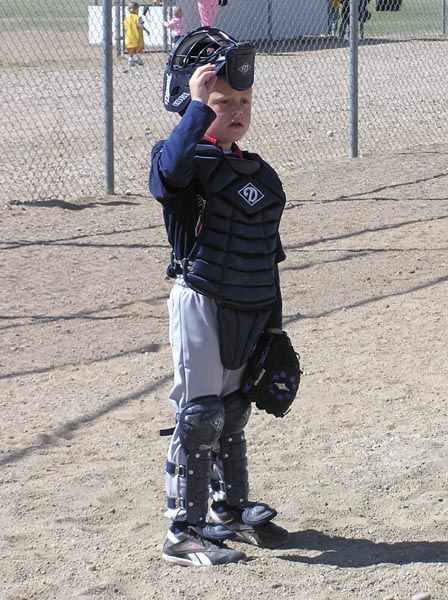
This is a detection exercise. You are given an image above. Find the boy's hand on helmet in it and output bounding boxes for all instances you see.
[189,64,217,105]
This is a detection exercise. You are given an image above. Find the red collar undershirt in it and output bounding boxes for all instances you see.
[203,133,243,159]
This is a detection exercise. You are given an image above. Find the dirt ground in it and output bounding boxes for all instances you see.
[1,144,448,600]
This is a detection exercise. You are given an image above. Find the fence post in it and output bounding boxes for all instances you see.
[103,0,115,194]
[267,0,273,44]
[121,0,126,41]
[163,1,169,53]
[349,0,359,158]
[442,0,447,34]
[114,0,122,55]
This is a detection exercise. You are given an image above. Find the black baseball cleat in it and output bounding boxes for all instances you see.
[210,500,277,526]
[162,524,247,567]
[210,501,290,549]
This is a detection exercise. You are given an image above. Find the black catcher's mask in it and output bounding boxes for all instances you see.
[163,26,256,114]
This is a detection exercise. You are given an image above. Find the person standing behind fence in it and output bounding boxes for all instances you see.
[359,0,372,31]
[328,0,340,36]
[197,0,229,28]
[338,0,371,39]
[338,0,350,38]
[124,2,149,67]
[164,6,186,45]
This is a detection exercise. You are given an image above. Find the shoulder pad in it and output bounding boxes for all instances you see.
[224,156,260,176]
[195,143,222,158]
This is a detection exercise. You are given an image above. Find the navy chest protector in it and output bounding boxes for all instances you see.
[181,145,286,369]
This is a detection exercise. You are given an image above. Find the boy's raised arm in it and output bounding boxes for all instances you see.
[150,65,220,194]
[154,101,215,189]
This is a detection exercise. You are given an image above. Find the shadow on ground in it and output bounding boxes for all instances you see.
[277,529,448,567]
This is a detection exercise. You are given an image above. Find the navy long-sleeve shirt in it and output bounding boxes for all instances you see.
[149,100,285,329]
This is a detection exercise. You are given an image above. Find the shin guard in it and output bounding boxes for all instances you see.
[169,396,224,525]
[219,391,251,508]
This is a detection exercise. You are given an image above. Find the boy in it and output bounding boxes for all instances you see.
[149,27,289,566]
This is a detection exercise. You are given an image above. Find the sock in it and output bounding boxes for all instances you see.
[211,500,228,512]
[171,521,188,534]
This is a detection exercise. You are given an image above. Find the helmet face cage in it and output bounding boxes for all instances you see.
[163,27,255,114]
[171,28,235,70]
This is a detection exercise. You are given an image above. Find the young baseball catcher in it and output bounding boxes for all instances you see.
[149,27,301,567]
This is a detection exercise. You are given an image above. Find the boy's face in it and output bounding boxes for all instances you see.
[206,78,252,151]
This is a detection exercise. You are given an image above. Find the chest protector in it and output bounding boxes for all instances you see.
[183,144,285,308]
[180,144,286,370]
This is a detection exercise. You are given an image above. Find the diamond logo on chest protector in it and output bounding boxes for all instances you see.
[238,183,264,206]
[238,62,251,75]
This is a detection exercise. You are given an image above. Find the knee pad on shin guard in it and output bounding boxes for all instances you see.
[177,396,225,524]
[220,391,251,508]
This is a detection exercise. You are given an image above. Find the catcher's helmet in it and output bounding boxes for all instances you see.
[163,26,256,114]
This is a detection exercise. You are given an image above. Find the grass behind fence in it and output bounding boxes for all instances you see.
[0,0,89,32]
[0,1,446,35]
[366,0,446,36]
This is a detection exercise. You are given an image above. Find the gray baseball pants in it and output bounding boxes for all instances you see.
[165,277,246,522]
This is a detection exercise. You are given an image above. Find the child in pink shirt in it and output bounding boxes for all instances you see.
[164,6,186,44]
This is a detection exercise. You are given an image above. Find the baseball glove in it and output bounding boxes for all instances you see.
[241,331,302,418]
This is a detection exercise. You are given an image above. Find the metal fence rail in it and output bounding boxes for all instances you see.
[0,0,447,202]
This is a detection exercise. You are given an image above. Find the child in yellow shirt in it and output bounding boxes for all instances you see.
[124,2,149,66]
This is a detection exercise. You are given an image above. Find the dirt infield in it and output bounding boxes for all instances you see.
[1,143,447,599]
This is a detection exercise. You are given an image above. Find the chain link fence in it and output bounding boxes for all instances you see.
[0,0,447,203]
